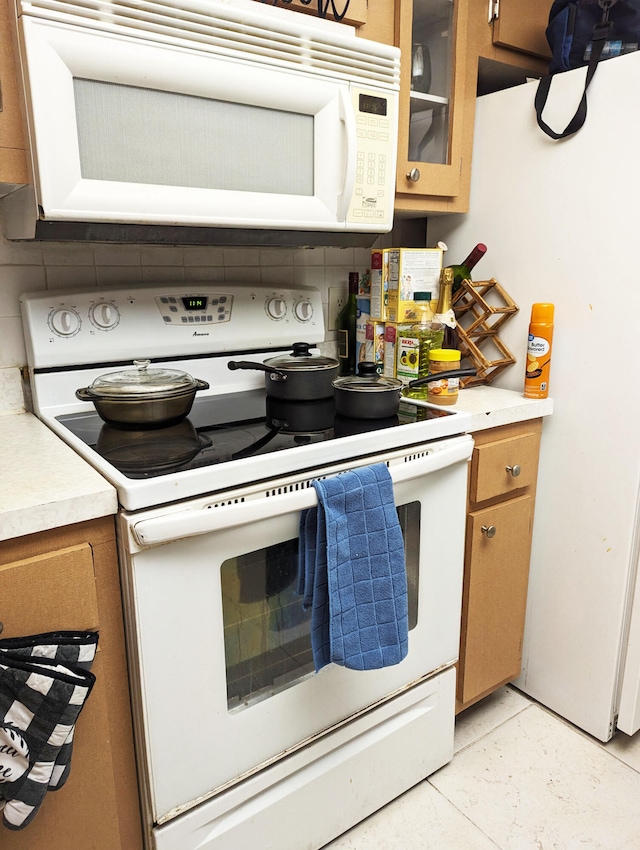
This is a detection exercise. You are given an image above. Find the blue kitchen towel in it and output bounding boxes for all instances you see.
[297,508,317,607]
[301,463,408,672]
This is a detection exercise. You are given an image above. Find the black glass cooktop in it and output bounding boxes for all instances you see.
[56,389,455,479]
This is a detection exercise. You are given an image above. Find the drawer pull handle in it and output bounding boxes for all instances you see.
[481,525,497,538]
[406,168,421,182]
[0,621,3,634]
[506,464,521,477]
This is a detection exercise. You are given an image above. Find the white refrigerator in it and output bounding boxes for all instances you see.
[429,50,640,742]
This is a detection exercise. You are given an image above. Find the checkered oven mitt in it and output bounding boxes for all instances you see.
[0,632,97,830]
[0,631,98,792]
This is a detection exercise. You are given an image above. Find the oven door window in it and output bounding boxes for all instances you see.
[221,501,420,711]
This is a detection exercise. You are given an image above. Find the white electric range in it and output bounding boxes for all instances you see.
[20,283,474,850]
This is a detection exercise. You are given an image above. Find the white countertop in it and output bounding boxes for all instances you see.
[0,412,117,542]
[0,385,551,543]
[450,385,553,430]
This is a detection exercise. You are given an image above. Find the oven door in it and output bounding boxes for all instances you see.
[119,435,472,826]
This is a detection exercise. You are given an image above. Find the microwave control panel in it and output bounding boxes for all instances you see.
[347,86,399,228]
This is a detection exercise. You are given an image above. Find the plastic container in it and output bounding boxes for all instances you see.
[523,303,554,399]
[426,348,461,406]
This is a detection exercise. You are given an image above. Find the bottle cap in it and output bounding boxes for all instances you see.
[429,348,461,362]
[531,303,554,323]
[414,291,432,301]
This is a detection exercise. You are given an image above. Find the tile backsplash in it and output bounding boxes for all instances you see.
[0,229,376,370]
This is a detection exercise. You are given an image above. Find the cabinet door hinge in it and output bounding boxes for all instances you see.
[488,0,499,23]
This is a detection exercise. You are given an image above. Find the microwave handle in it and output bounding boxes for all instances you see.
[132,437,472,546]
[336,87,357,223]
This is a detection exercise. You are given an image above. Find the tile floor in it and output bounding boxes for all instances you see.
[323,686,640,849]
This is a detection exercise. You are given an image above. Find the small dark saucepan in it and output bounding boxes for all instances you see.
[228,342,339,401]
[333,362,477,419]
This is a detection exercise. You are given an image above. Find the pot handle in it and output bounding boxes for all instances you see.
[227,361,287,380]
[194,379,210,391]
[407,367,477,388]
[75,388,94,401]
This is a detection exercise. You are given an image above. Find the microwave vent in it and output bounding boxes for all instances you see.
[18,0,400,88]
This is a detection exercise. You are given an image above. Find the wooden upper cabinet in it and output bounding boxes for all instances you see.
[490,0,552,60]
[0,0,29,190]
[394,0,471,211]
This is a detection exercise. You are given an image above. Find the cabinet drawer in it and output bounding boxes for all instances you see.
[469,429,540,504]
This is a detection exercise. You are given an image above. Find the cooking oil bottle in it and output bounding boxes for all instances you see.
[400,291,444,400]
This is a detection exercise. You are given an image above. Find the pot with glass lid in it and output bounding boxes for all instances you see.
[227,342,339,401]
[75,359,209,428]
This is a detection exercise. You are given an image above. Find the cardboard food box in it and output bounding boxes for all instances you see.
[355,296,370,368]
[383,323,397,378]
[365,320,385,372]
[369,248,388,321]
[386,247,443,324]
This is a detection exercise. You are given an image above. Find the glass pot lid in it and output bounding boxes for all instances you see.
[333,362,402,392]
[86,360,199,398]
[264,342,339,372]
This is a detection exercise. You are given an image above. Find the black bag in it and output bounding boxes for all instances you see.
[536,0,640,139]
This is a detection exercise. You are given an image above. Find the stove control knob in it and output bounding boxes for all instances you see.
[48,307,81,337]
[265,297,287,321]
[293,299,313,322]
[89,300,120,331]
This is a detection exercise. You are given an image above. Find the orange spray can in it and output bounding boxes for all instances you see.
[523,303,554,399]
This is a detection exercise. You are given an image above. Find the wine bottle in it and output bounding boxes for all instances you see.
[446,243,487,292]
[434,267,459,350]
[337,272,359,376]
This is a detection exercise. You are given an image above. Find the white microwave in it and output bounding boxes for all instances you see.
[4,0,400,246]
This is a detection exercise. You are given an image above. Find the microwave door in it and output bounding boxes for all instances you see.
[17,16,359,231]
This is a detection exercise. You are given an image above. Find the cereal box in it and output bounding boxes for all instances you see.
[386,247,443,324]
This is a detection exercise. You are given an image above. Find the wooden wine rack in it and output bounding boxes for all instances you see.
[452,278,519,387]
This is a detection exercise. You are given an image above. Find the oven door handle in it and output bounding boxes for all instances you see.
[132,436,473,546]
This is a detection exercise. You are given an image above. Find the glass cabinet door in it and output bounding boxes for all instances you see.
[408,0,454,166]
[396,0,469,203]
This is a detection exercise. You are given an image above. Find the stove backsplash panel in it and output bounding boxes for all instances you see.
[0,235,380,375]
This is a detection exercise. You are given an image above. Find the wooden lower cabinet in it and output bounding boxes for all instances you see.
[0,516,143,850]
[456,419,543,713]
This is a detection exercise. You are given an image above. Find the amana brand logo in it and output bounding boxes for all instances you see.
[363,197,378,208]
[193,331,210,337]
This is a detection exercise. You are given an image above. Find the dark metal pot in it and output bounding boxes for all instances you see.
[333,362,477,420]
[227,342,339,401]
[76,359,209,429]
